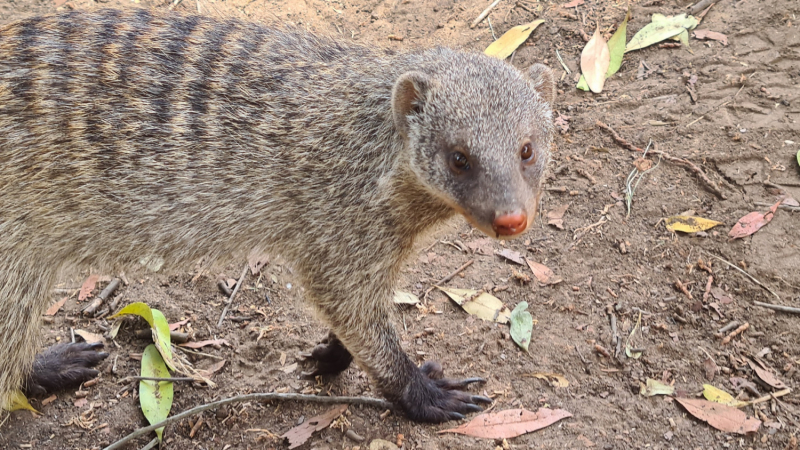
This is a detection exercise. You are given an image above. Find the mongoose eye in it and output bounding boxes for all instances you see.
[521,143,535,164]
[449,151,471,173]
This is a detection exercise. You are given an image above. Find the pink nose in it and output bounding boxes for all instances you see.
[492,212,527,236]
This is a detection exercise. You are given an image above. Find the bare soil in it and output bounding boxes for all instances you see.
[1,0,799,449]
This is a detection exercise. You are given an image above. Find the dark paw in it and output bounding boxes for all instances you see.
[301,332,353,378]
[24,342,109,397]
[398,361,491,423]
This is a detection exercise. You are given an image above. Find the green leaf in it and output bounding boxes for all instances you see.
[576,75,589,91]
[626,13,698,52]
[510,302,533,352]
[606,10,629,78]
[140,344,173,441]
[112,303,175,370]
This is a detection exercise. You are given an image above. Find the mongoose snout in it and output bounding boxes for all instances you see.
[492,211,528,236]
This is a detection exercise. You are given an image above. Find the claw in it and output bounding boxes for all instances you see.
[472,395,493,404]
[447,411,465,420]
[464,403,483,413]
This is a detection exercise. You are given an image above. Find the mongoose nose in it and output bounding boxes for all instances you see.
[492,212,527,236]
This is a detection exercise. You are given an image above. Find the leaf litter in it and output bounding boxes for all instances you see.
[439,408,572,439]
[484,20,545,59]
[281,404,348,449]
[728,199,781,239]
[509,301,533,351]
[580,26,610,93]
[436,286,511,323]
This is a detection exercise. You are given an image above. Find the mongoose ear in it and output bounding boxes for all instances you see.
[392,71,432,139]
[526,63,556,106]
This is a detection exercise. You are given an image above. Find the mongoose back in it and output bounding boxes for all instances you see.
[0,9,555,422]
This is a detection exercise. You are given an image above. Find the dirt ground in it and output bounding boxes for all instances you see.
[1,0,799,449]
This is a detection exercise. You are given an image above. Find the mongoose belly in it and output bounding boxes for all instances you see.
[0,8,555,423]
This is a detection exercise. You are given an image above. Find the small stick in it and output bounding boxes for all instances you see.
[753,301,800,315]
[189,414,204,438]
[471,0,502,29]
[718,320,740,333]
[755,202,800,212]
[689,0,719,15]
[746,388,791,406]
[720,322,749,345]
[424,260,475,297]
[675,279,693,300]
[594,344,610,357]
[217,278,233,296]
[217,263,249,327]
[702,276,713,302]
[702,251,780,300]
[596,120,725,199]
[103,392,393,450]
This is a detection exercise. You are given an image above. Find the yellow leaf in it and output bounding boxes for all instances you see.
[484,20,545,59]
[639,378,675,396]
[526,372,569,388]
[665,215,723,233]
[436,286,511,324]
[580,27,610,93]
[5,390,39,413]
[702,384,748,408]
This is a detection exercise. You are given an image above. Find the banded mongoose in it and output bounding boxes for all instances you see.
[0,9,555,422]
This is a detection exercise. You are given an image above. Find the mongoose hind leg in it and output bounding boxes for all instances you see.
[301,331,353,377]
[23,342,108,397]
[398,361,492,423]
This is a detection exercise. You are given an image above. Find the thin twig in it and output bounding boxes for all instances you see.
[701,251,780,300]
[217,263,249,327]
[721,322,749,345]
[424,260,475,298]
[597,120,725,199]
[103,392,393,450]
[753,301,800,315]
[471,0,502,28]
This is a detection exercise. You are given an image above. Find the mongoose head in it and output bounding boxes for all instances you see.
[392,53,556,239]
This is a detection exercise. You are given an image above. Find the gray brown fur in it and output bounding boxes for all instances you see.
[0,9,554,421]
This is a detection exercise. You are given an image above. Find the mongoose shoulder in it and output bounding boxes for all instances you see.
[0,8,555,423]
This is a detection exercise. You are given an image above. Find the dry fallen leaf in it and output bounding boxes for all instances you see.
[437,286,511,323]
[703,357,717,381]
[561,0,584,7]
[439,408,572,439]
[78,275,100,301]
[692,29,728,45]
[281,404,348,449]
[466,237,494,255]
[729,200,781,239]
[247,249,270,276]
[484,20,545,60]
[496,248,524,265]
[393,291,420,305]
[675,398,760,434]
[702,384,748,408]
[524,258,562,285]
[74,329,106,345]
[581,27,610,93]
[45,296,69,316]
[525,372,569,388]
[639,378,675,396]
[747,359,787,389]
[665,215,723,233]
[196,359,226,378]
[547,204,569,230]
[168,318,190,331]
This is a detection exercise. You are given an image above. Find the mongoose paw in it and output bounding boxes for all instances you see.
[301,333,353,378]
[24,342,108,397]
[398,361,492,423]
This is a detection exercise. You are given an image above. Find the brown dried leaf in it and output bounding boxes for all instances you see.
[179,339,230,349]
[169,318,190,331]
[547,205,569,230]
[281,404,348,449]
[692,29,728,45]
[496,249,524,265]
[747,359,787,389]
[196,360,226,378]
[703,357,717,381]
[439,408,572,439]
[561,0,584,7]
[466,238,495,255]
[45,297,69,316]
[525,258,563,285]
[74,329,106,345]
[247,249,270,276]
[78,275,100,301]
[729,200,780,239]
[580,27,610,93]
[675,398,760,434]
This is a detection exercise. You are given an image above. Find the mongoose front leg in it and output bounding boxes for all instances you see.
[23,342,108,397]
[302,331,354,377]
[397,360,492,422]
